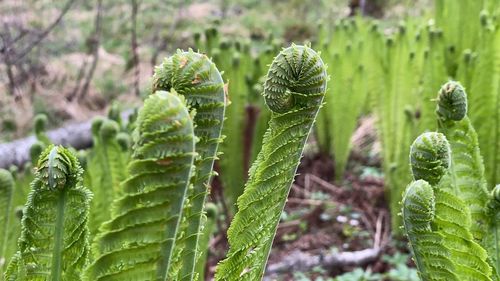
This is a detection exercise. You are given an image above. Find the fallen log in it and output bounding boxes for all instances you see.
[0,110,133,169]
[0,120,93,169]
[264,247,381,278]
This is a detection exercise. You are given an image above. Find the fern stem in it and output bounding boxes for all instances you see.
[50,188,67,281]
[215,44,327,280]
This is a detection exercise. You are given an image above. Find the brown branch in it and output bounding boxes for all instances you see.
[10,0,77,64]
[130,0,140,96]
[150,1,184,68]
[77,0,103,101]
[67,0,103,102]
[0,26,21,99]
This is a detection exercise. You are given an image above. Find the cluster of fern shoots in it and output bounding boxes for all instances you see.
[0,45,328,281]
[402,81,500,280]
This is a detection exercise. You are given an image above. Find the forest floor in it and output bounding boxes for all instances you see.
[205,117,415,280]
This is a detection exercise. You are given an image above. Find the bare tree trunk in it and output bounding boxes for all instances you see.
[77,0,104,101]
[10,0,77,64]
[1,24,19,99]
[1,0,76,100]
[130,0,140,96]
[150,1,183,69]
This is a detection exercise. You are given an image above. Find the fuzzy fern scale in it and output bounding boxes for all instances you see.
[215,45,327,280]
[86,91,196,281]
[5,145,92,281]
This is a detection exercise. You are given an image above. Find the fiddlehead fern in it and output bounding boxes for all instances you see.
[402,179,459,281]
[435,81,493,263]
[87,90,196,281]
[403,132,493,281]
[409,132,450,185]
[215,44,328,280]
[153,50,225,280]
[5,145,92,281]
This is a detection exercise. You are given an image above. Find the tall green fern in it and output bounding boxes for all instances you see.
[86,90,196,280]
[0,169,14,277]
[153,50,226,280]
[86,118,128,234]
[5,145,92,280]
[215,44,328,280]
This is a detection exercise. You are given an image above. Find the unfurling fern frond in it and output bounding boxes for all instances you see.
[403,132,493,281]
[5,145,92,281]
[153,50,225,280]
[436,81,490,240]
[0,169,14,273]
[87,91,196,281]
[402,179,459,281]
[215,44,328,280]
[409,132,450,186]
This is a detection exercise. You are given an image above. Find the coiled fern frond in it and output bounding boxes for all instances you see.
[215,44,328,280]
[435,81,494,267]
[402,179,459,281]
[403,131,493,281]
[87,91,196,281]
[5,145,92,281]
[153,50,226,280]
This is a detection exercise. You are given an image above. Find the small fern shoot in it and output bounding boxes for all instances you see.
[0,169,14,275]
[215,44,328,280]
[403,132,493,281]
[5,145,92,280]
[87,90,196,280]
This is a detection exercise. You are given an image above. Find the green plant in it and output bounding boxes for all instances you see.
[33,114,51,145]
[0,169,14,276]
[87,91,196,280]
[5,145,92,280]
[152,50,226,280]
[215,44,328,280]
[88,50,226,280]
[85,118,129,234]
[402,82,500,280]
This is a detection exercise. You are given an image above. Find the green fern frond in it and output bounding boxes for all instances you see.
[153,50,226,280]
[86,118,129,235]
[214,44,328,280]
[87,91,196,281]
[0,169,14,274]
[436,81,490,240]
[409,132,450,186]
[402,180,459,281]
[5,145,92,280]
[404,132,493,281]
